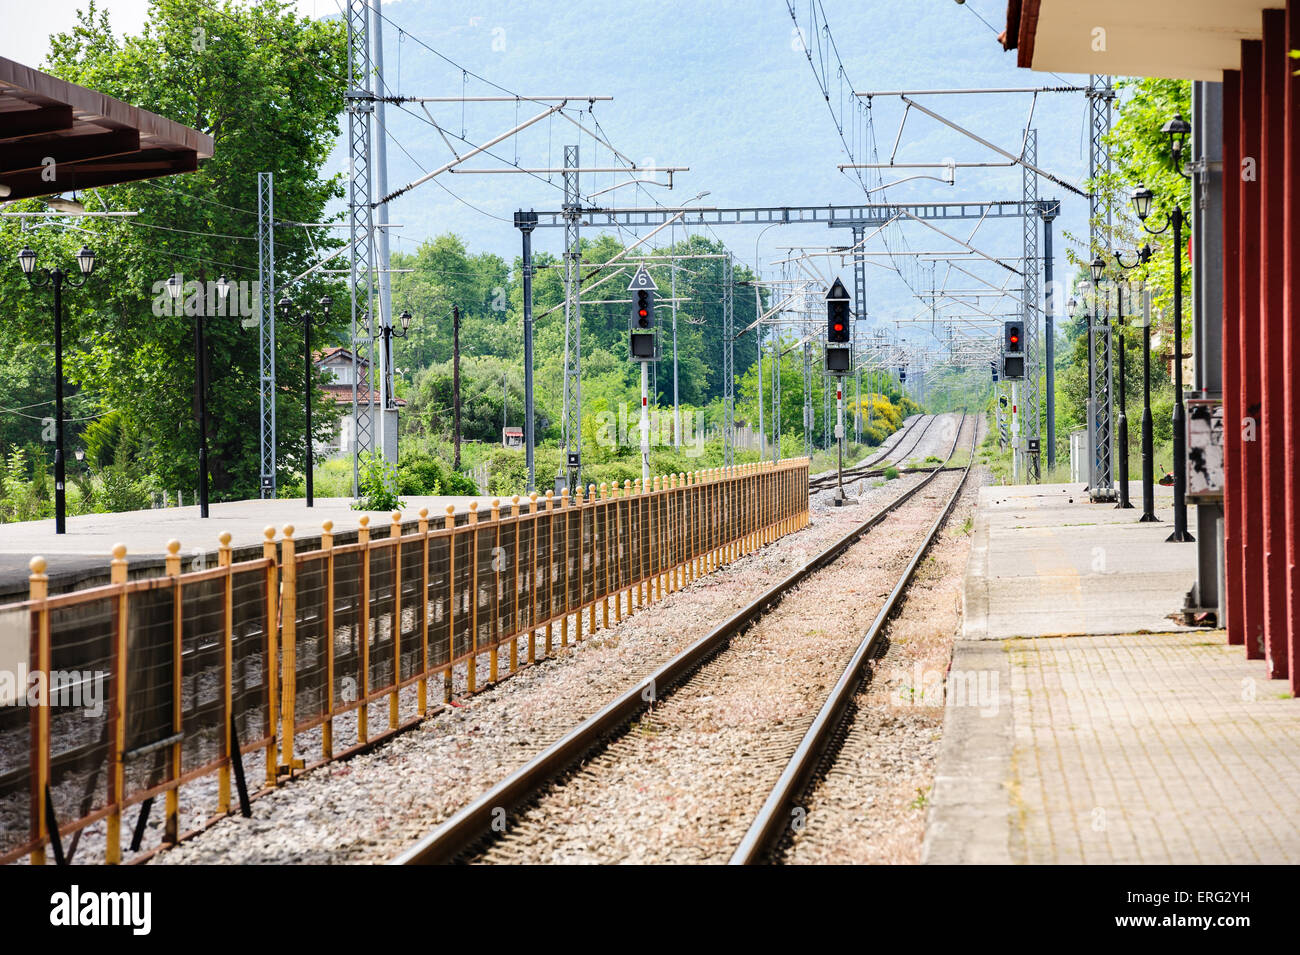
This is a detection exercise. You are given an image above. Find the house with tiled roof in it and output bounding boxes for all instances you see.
[315,347,406,456]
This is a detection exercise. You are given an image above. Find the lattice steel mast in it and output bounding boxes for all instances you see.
[256,172,276,497]
[1021,128,1041,482]
[346,0,378,496]
[562,145,583,490]
[1088,75,1116,501]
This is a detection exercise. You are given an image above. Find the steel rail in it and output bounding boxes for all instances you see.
[807,414,929,490]
[391,412,967,865]
[808,413,940,492]
[730,414,977,865]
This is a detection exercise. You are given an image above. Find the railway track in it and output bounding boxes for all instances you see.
[391,410,974,865]
[732,414,978,864]
[807,413,941,493]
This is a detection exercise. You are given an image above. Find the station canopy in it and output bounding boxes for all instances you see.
[1001,0,1278,80]
[0,56,213,201]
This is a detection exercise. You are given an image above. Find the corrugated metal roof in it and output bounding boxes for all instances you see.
[0,56,214,201]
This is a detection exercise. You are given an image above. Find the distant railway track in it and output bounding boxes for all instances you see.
[807,414,940,493]
[732,413,977,864]
[391,411,970,865]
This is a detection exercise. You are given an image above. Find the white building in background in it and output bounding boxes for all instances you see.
[314,347,405,457]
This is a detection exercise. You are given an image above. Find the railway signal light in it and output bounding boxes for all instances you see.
[1004,321,1023,355]
[628,266,657,362]
[825,277,851,344]
[825,346,851,374]
[632,289,655,329]
[990,359,998,382]
[898,366,907,383]
[1002,320,1025,380]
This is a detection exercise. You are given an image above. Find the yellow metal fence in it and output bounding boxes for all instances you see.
[0,458,809,864]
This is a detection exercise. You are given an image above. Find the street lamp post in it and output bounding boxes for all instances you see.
[1115,244,1154,514]
[280,293,334,507]
[377,307,412,407]
[18,245,96,534]
[169,273,223,518]
[1132,111,1194,542]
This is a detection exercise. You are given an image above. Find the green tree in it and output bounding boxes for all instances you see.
[0,0,350,500]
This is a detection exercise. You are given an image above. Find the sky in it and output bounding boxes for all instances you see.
[4,0,1101,345]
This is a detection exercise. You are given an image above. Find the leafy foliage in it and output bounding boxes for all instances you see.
[352,452,405,512]
[0,0,349,502]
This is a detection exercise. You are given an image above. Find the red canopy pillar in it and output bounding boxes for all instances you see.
[1239,39,1266,661]
[1284,0,1300,694]
[1260,10,1288,680]
[1222,68,1243,648]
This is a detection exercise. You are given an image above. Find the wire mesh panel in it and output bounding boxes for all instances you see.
[45,595,114,843]
[475,523,495,651]
[123,582,176,801]
[533,512,552,626]
[230,567,270,751]
[331,550,363,716]
[580,504,595,608]
[294,556,329,725]
[426,533,451,672]
[496,518,517,645]
[0,606,33,860]
[531,512,547,627]
[566,507,581,613]
[366,542,396,698]
[179,574,225,778]
[451,528,472,662]
[398,539,424,682]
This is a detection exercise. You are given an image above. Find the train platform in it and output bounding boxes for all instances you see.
[0,494,496,601]
[925,482,1300,865]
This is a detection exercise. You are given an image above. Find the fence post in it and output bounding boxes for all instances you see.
[617,481,629,621]
[585,485,597,636]
[443,506,455,703]
[280,525,298,776]
[559,489,570,648]
[467,501,479,695]
[510,496,521,672]
[262,527,279,788]
[417,510,428,716]
[164,539,183,843]
[573,485,584,639]
[633,479,643,608]
[29,557,49,865]
[527,491,539,661]
[356,516,370,743]
[544,489,555,656]
[599,483,610,628]
[389,511,402,730]
[676,473,687,591]
[212,533,233,817]
[106,543,129,863]
[489,499,501,685]
[322,520,336,757]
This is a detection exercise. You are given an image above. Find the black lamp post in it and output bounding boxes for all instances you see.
[378,308,412,408]
[18,244,96,534]
[1088,256,1108,498]
[1132,111,1194,542]
[1115,244,1155,516]
[171,273,225,518]
[280,293,333,507]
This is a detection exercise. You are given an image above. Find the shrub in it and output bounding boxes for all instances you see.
[353,452,405,511]
[97,464,153,513]
[883,466,900,481]
[396,450,478,497]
